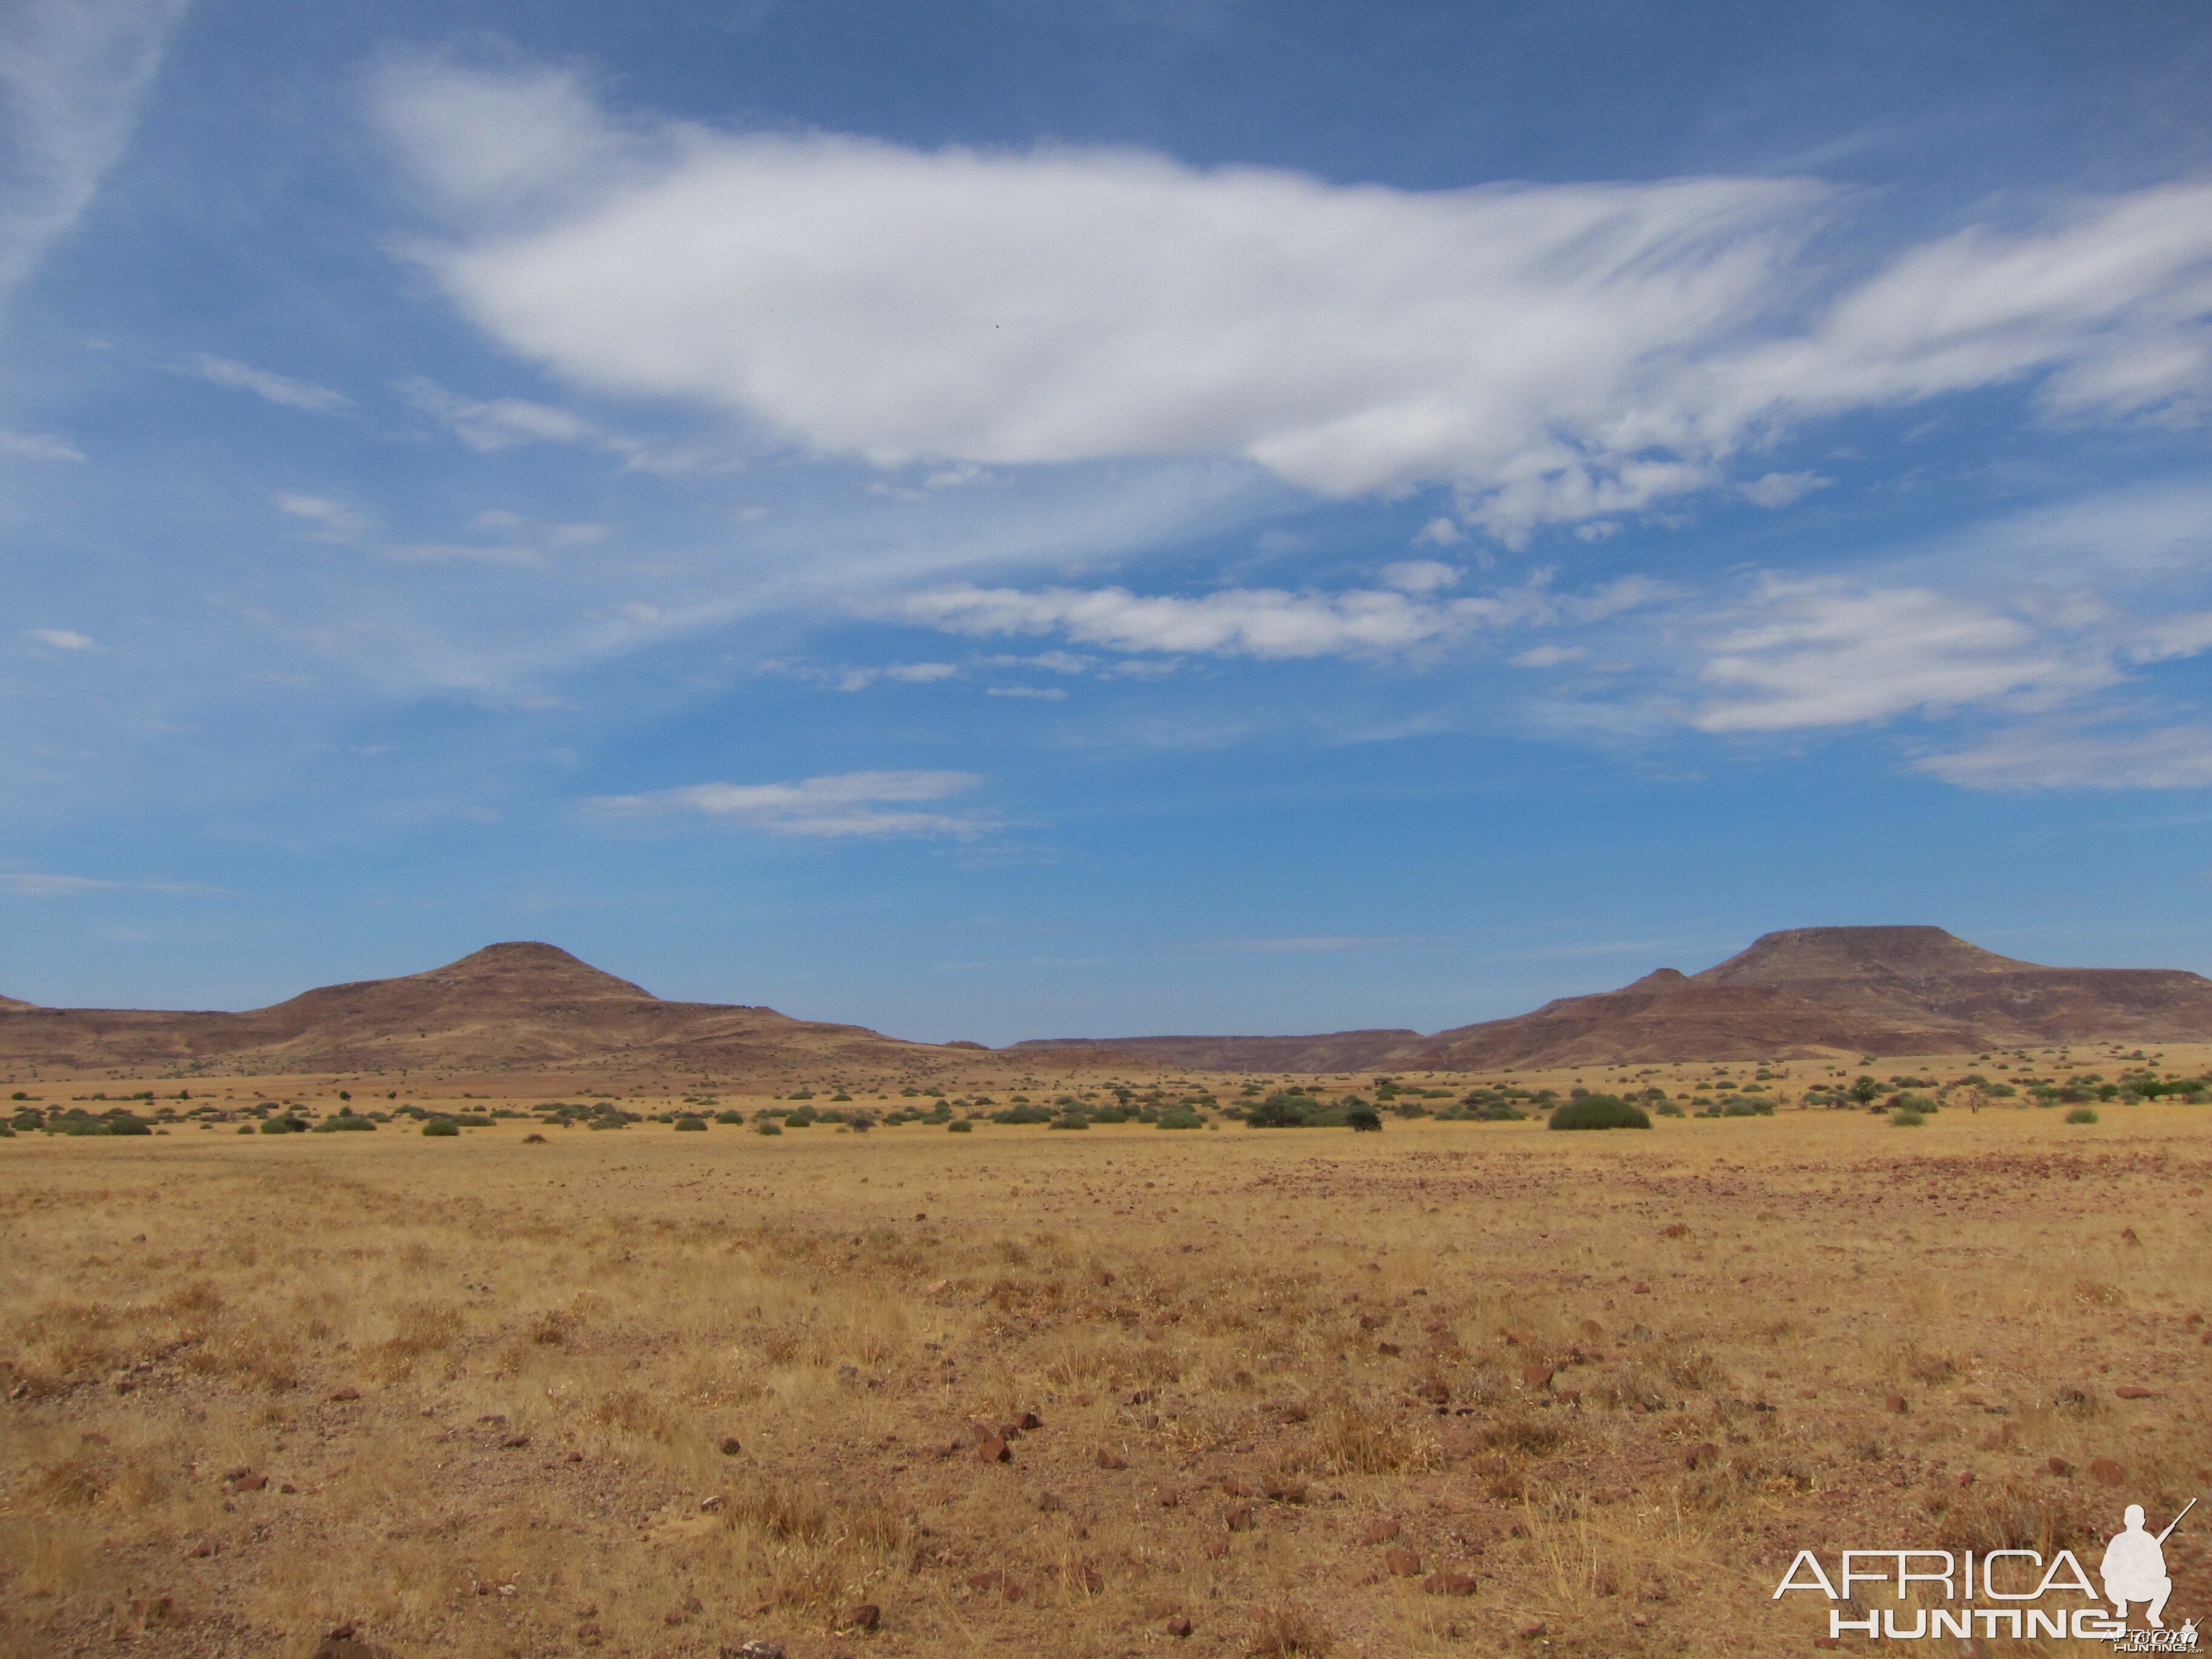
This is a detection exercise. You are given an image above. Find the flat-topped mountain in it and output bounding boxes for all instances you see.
[7,927,2210,1077]
[1026,927,2212,1069]
[0,942,936,1077]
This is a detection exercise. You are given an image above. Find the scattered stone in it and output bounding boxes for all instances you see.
[1362,1518,1401,1544]
[1071,1563,1104,1595]
[310,1626,385,1659]
[1128,1389,1155,1404]
[329,1386,361,1402]
[976,1436,1011,1464]
[1036,1490,1065,1512]
[1425,1572,1477,1597]
[846,1603,881,1632]
[720,1645,785,1659]
[2047,1456,2074,1476]
[1956,1470,1976,1488]
[1225,1504,1257,1532]
[1221,1475,1258,1498]
[1520,1364,1554,1392]
[720,1436,743,1456]
[1515,1620,1547,1638]
[1413,1379,1450,1404]
[700,1495,727,1513]
[478,1414,507,1426]
[1015,1410,1042,1430]
[1096,1449,1128,1469]
[230,1471,267,1492]
[1886,1394,1909,1414]
[2116,1386,2157,1399]
[2090,1456,2126,1486]
[1262,1475,1309,1504]
[129,1595,176,1627]
[1203,1540,1229,1560]
[280,1482,298,1495]
[2122,1227,2142,1246]
[187,1540,215,1559]
[1165,1614,1193,1638]
[501,1434,531,1449]
[1376,1341,1402,1356]
[1386,1548,1422,1577]
[1684,1443,1720,1470]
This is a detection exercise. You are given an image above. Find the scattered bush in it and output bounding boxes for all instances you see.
[947,1119,973,1133]
[715,1109,745,1124]
[756,1120,784,1136]
[1891,1106,1926,1127]
[312,1115,376,1133]
[422,1119,460,1138]
[1156,1108,1204,1130]
[1548,1095,1651,1131]
[1347,1107,1382,1133]
[2066,1107,2099,1125]
[674,1115,708,1131]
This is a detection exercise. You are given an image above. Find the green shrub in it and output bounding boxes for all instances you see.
[947,1119,973,1133]
[1088,1107,1128,1124]
[312,1115,376,1133]
[715,1110,745,1124]
[756,1120,783,1135]
[1156,1108,1204,1130]
[423,1119,460,1138]
[1655,1101,1684,1117]
[2066,1106,2099,1125]
[1048,1113,1090,1130]
[258,1116,307,1134]
[1347,1106,1382,1132]
[1721,1097,1773,1118]
[1891,1106,1926,1127]
[1548,1096,1651,1131]
[1246,1095,1315,1128]
[674,1115,708,1131]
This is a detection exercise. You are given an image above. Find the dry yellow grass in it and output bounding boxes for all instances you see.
[4,1058,2210,1658]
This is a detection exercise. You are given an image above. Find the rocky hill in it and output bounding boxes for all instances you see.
[0,942,937,1077]
[1023,927,2212,1069]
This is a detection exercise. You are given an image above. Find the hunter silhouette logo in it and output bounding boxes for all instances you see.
[1774,1497,2198,1646]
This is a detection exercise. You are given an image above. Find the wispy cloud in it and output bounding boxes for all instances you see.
[1,871,221,896]
[192,353,349,412]
[397,375,711,475]
[0,428,86,461]
[25,626,95,651]
[1187,934,1455,954]
[380,61,2212,542]
[1917,726,2212,791]
[586,770,994,837]
[897,574,1670,660]
[0,0,191,301]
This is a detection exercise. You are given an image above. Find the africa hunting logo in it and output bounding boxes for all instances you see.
[1774,1498,2198,1649]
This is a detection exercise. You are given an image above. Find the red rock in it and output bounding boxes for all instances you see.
[1503,1327,1534,1345]
[2047,1456,2074,1476]
[720,1436,743,1456]
[1221,1475,1258,1497]
[1956,1470,1975,1487]
[846,1603,881,1631]
[700,1495,727,1512]
[1016,1410,1042,1430]
[1386,1548,1422,1577]
[1096,1449,1128,1469]
[1376,1341,1402,1356]
[1684,1442,1720,1470]
[1413,1379,1450,1404]
[1580,1318,1604,1337]
[1515,1619,1547,1637]
[329,1386,361,1401]
[1165,1614,1193,1638]
[1520,1364,1554,1391]
[1359,1313,1385,1330]
[1225,1504,1257,1532]
[2090,1456,2126,1486]
[2122,1227,2142,1245]
[1424,1572,1477,1597]
[502,1434,531,1449]
[976,1437,1010,1463]
[2116,1386,2157,1399]
[1362,1519,1401,1545]
[232,1472,267,1492]
[1263,1475,1309,1504]
[1203,1540,1228,1559]
[1886,1394,1909,1413]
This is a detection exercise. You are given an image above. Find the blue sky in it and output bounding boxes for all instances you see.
[4,0,2212,1039]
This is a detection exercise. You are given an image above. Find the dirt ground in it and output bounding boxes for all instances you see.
[4,1054,2210,1658]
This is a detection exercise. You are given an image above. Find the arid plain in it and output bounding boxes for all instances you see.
[6,1044,2210,1659]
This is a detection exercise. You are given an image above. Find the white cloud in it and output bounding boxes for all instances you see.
[1380,560,1460,594]
[397,375,705,474]
[275,492,373,540]
[985,684,1068,700]
[2128,611,2212,665]
[897,575,1661,660]
[375,63,2212,541]
[1918,726,2212,790]
[0,872,113,895]
[1510,644,1584,668]
[0,0,190,300]
[192,354,349,412]
[0,428,86,461]
[883,662,960,683]
[26,626,95,650]
[1737,470,1832,508]
[587,770,991,837]
[1693,580,2111,732]
[1412,517,1464,547]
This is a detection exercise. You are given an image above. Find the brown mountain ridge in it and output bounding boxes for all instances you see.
[4,926,2209,1076]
